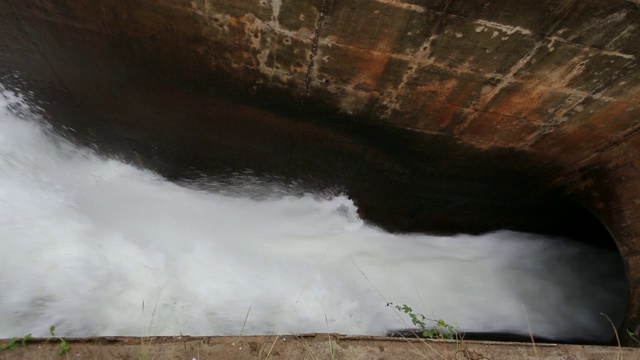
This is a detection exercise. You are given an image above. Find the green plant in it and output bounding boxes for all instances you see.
[50,326,71,355]
[1,334,34,350]
[627,329,640,346]
[387,302,458,340]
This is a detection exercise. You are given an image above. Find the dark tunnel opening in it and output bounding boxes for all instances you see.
[1,76,629,344]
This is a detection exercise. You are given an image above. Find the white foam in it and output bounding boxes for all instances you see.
[0,86,627,340]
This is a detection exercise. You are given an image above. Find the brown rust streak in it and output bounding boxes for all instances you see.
[454,41,544,136]
[527,98,637,171]
[456,111,540,149]
[466,86,553,146]
[348,40,393,90]
[227,16,258,69]
[560,101,640,171]
[381,1,451,118]
[431,81,478,130]
[320,36,622,102]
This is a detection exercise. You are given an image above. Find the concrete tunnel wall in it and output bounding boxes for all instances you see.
[1,0,639,343]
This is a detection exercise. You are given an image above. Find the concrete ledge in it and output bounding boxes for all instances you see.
[1,334,639,360]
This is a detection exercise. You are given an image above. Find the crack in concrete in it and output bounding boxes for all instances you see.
[525,56,637,148]
[380,0,452,119]
[548,36,635,60]
[308,40,628,106]
[474,20,532,35]
[566,9,630,43]
[301,0,333,108]
[453,41,545,137]
[371,0,427,13]
[606,24,637,50]
[452,0,589,145]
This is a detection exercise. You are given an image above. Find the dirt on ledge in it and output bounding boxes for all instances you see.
[1,334,639,360]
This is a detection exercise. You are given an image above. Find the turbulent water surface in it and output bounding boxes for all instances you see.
[0,86,627,341]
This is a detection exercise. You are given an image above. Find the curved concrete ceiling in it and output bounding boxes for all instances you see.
[1,0,639,343]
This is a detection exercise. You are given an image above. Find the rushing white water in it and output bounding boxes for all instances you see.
[0,86,627,341]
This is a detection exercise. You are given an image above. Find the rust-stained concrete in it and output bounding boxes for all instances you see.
[1,334,640,360]
[1,0,640,344]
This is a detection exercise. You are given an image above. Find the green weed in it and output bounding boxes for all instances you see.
[50,325,72,355]
[387,302,458,340]
[627,329,640,346]
[1,334,34,350]
[1,327,71,356]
